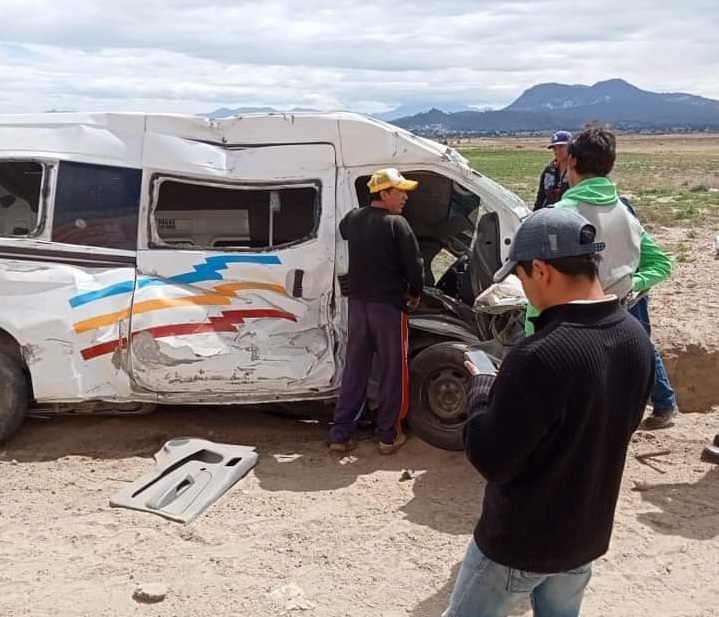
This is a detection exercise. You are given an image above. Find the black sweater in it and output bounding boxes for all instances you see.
[534,161,570,210]
[465,299,655,573]
[339,206,424,311]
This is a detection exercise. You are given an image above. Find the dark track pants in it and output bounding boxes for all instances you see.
[330,299,409,445]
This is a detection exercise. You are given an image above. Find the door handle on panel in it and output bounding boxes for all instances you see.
[292,269,304,298]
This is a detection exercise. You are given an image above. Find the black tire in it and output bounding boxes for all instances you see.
[408,342,471,451]
[0,351,29,444]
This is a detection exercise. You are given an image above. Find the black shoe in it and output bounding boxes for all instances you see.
[701,444,719,464]
[713,434,719,448]
[642,407,677,430]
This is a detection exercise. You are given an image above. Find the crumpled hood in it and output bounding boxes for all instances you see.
[562,177,619,206]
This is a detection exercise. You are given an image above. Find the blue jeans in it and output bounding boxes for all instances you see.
[443,540,592,617]
[628,295,677,411]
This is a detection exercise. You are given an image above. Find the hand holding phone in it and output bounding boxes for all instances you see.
[464,349,497,376]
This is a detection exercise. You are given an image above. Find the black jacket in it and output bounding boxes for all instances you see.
[339,206,424,311]
[464,299,655,573]
[534,161,570,210]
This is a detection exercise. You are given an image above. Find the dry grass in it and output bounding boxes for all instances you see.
[459,134,719,228]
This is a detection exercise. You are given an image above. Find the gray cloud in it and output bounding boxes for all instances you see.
[1,0,718,113]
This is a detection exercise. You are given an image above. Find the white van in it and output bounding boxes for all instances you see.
[0,111,529,449]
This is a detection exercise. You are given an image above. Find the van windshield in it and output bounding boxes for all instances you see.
[354,171,486,285]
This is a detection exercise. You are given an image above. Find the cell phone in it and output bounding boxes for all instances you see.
[464,348,497,374]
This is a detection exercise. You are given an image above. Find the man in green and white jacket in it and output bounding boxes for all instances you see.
[523,127,675,427]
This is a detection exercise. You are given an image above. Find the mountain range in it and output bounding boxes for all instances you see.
[391,79,719,135]
[207,79,719,135]
[205,101,476,121]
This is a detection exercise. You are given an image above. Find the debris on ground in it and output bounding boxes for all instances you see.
[399,469,416,482]
[132,583,168,604]
[269,583,316,612]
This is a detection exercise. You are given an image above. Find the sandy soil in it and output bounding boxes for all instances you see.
[649,227,719,412]
[0,232,717,617]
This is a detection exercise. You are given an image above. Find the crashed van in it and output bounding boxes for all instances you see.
[0,111,529,450]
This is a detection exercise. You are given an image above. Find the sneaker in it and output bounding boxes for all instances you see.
[642,407,677,430]
[328,440,356,454]
[378,432,407,455]
[701,444,719,464]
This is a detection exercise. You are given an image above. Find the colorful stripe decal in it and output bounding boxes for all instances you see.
[80,308,297,360]
[72,281,290,334]
[69,254,282,308]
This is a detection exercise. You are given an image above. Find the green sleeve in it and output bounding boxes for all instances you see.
[632,229,673,293]
[524,303,540,336]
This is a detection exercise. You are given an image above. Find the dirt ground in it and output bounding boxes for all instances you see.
[1,230,717,617]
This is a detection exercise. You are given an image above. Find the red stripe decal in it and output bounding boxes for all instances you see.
[79,308,297,360]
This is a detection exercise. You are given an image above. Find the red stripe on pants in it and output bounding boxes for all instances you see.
[396,312,410,434]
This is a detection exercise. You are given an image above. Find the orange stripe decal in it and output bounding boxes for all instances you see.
[214,281,288,296]
[72,281,290,334]
[73,308,130,334]
[73,294,230,334]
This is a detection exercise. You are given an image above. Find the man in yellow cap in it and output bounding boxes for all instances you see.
[329,168,424,455]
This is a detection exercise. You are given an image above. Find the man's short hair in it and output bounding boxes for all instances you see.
[517,253,601,281]
[568,127,616,177]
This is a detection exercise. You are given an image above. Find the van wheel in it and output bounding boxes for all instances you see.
[408,342,470,451]
[0,351,30,444]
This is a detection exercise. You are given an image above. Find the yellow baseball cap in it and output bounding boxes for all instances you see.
[367,168,419,193]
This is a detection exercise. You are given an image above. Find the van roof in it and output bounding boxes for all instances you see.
[0,110,469,171]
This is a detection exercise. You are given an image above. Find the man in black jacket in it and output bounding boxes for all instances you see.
[534,130,572,210]
[442,208,655,617]
[328,168,424,455]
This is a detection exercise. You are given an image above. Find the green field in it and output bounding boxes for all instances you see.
[460,144,719,228]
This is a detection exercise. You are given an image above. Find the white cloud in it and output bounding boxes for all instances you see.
[0,0,717,113]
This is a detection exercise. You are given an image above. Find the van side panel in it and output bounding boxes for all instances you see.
[128,140,339,398]
[0,245,136,401]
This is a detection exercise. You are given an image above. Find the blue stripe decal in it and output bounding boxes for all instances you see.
[69,254,282,308]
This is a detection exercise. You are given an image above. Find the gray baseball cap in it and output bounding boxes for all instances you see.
[493,207,606,283]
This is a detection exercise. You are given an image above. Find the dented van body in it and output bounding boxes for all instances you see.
[0,111,529,449]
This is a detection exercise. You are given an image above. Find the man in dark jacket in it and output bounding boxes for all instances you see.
[534,130,572,210]
[442,208,655,617]
[328,168,424,455]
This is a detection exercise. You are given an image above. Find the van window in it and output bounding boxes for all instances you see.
[152,179,319,249]
[52,162,141,251]
[0,161,43,236]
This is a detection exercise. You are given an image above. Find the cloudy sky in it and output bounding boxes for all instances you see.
[1,0,717,115]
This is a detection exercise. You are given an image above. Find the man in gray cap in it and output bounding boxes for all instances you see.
[442,207,655,617]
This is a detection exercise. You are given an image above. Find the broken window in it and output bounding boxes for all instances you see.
[354,171,485,284]
[152,179,319,250]
[52,162,141,250]
[0,161,43,236]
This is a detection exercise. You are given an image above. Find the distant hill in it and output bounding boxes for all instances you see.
[374,102,476,121]
[392,79,719,136]
[205,102,475,121]
[207,106,277,118]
